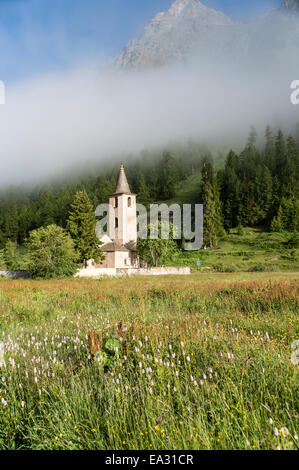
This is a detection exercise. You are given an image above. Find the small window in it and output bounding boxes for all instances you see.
[115,197,118,208]
[128,197,132,207]
[115,217,118,228]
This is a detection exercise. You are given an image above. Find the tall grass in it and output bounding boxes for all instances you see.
[0,274,298,450]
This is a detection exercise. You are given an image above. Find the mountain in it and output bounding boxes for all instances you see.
[113,0,299,70]
[113,0,233,69]
[280,0,299,11]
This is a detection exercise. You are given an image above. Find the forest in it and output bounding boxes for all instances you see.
[0,125,298,264]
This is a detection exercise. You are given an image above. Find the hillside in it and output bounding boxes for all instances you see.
[0,126,298,274]
[163,169,202,205]
[168,227,299,272]
[161,172,299,272]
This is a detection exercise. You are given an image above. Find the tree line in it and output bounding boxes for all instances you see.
[201,127,299,247]
[0,126,298,261]
[0,144,202,248]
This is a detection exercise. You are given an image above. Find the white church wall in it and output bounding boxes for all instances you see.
[115,251,131,268]
[75,268,118,277]
[75,266,191,278]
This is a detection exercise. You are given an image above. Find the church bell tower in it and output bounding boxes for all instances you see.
[109,165,137,249]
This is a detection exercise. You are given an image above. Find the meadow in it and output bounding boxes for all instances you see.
[0,273,298,450]
[168,228,299,273]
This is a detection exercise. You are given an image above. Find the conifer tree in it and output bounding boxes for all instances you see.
[159,151,179,200]
[201,160,224,248]
[260,166,273,222]
[264,126,275,170]
[270,207,283,233]
[289,230,299,248]
[3,240,20,270]
[284,136,299,199]
[137,173,151,207]
[18,205,33,244]
[93,175,116,207]
[4,203,19,242]
[248,126,258,147]
[219,151,241,229]
[36,191,57,227]
[67,191,104,267]
[275,130,286,191]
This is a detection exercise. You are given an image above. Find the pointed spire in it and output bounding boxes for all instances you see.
[114,164,131,195]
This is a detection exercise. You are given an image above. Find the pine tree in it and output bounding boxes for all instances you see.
[295,122,299,146]
[201,161,224,248]
[220,151,241,229]
[280,197,297,231]
[248,126,258,147]
[270,209,283,233]
[275,130,286,192]
[3,240,20,270]
[289,230,299,248]
[237,223,244,236]
[18,205,33,244]
[36,191,57,227]
[137,173,151,207]
[4,203,19,242]
[93,175,116,207]
[55,186,75,228]
[264,126,275,170]
[284,136,299,199]
[67,191,104,267]
[159,151,179,200]
[260,166,273,223]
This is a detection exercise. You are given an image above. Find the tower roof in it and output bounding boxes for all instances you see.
[113,164,131,195]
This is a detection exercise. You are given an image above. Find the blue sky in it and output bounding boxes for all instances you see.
[0,0,282,82]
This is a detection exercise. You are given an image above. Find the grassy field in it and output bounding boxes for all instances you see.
[167,228,299,272]
[158,169,299,273]
[0,273,298,450]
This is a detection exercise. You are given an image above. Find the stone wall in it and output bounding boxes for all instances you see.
[0,270,31,279]
[75,266,190,278]
[0,267,191,280]
[118,267,191,276]
[75,268,118,278]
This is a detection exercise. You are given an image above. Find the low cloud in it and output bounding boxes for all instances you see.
[0,11,298,186]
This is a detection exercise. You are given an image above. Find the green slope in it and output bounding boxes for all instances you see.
[168,169,202,205]
[158,173,299,272]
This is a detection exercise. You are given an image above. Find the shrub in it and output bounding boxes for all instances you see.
[288,231,299,249]
[3,241,20,270]
[0,249,5,270]
[237,224,245,236]
[214,263,238,273]
[248,263,276,272]
[26,225,78,279]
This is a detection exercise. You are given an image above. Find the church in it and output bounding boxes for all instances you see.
[80,164,190,277]
[94,165,139,270]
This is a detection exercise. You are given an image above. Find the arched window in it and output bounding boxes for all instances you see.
[115,197,118,208]
[115,217,118,229]
[128,197,132,207]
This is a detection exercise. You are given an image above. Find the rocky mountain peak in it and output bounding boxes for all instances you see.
[113,0,232,69]
[168,0,211,16]
[280,0,299,11]
[112,0,299,70]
